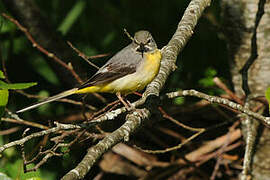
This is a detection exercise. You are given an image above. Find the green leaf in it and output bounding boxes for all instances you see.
[0,89,9,117]
[3,147,16,159]
[0,70,5,79]
[61,146,69,153]
[204,67,217,77]
[58,0,86,35]
[265,87,270,112]
[0,17,16,34]
[198,67,217,87]
[4,159,42,180]
[173,97,185,105]
[0,81,37,90]
[198,77,215,87]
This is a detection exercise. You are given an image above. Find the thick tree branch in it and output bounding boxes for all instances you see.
[62,0,211,179]
[62,110,150,180]
[145,0,210,96]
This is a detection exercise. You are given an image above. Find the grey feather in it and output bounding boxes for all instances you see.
[16,88,78,113]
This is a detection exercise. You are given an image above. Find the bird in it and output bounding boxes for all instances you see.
[16,30,162,113]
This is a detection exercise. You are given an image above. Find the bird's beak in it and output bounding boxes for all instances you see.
[140,44,145,57]
[137,43,144,52]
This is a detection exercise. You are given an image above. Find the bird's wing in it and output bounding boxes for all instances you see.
[79,44,142,89]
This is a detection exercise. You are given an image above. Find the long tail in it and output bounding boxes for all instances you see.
[16,88,78,113]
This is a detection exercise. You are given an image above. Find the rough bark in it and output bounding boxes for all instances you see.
[62,0,211,179]
[221,0,270,179]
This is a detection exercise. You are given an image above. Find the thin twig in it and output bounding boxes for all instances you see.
[0,127,21,135]
[4,110,49,129]
[167,90,270,126]
[21,128,30,173]
[195,141,242,166]
[0,122,81,153]
[62,0,212,178]
[213,77,243,105]
[134,128,205,154]
[1,117,48,129]
[160,107,205,132]
[134,107,205,154]
[123,28,134,41]
[1,13,83,84]
[210,127,232,180]
[175,129,241,164]
[89,100,120,120]
[67,41,102,70]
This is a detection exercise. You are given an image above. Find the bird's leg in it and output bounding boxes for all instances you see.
[82,94,88,121]
[133,92,142,97]
[116,93,147,118]
[116,92,134,110]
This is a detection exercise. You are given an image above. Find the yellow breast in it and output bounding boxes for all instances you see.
[143,49,162,75]
[75,49,162,95]
[105,49,162,94]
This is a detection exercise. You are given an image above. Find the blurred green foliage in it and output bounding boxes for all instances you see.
[173,96,185,105]
[0,70,36,117]
[0,71,8,117]
[1,159,42,180]
[198,67,217,87]
[0,0,229,179]
[0,71,4,78]
[58,0,86,35]
[0,89,8,117]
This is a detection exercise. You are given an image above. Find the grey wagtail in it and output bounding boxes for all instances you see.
[16,30,162,113]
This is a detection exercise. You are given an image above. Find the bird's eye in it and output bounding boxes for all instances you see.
[134,39,140,45]
[147,39,151,44]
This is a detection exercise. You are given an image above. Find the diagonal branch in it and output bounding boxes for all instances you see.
[145,0,210,96]
[62,0,211,179]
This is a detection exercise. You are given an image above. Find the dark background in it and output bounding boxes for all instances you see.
[0,0,234,179]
